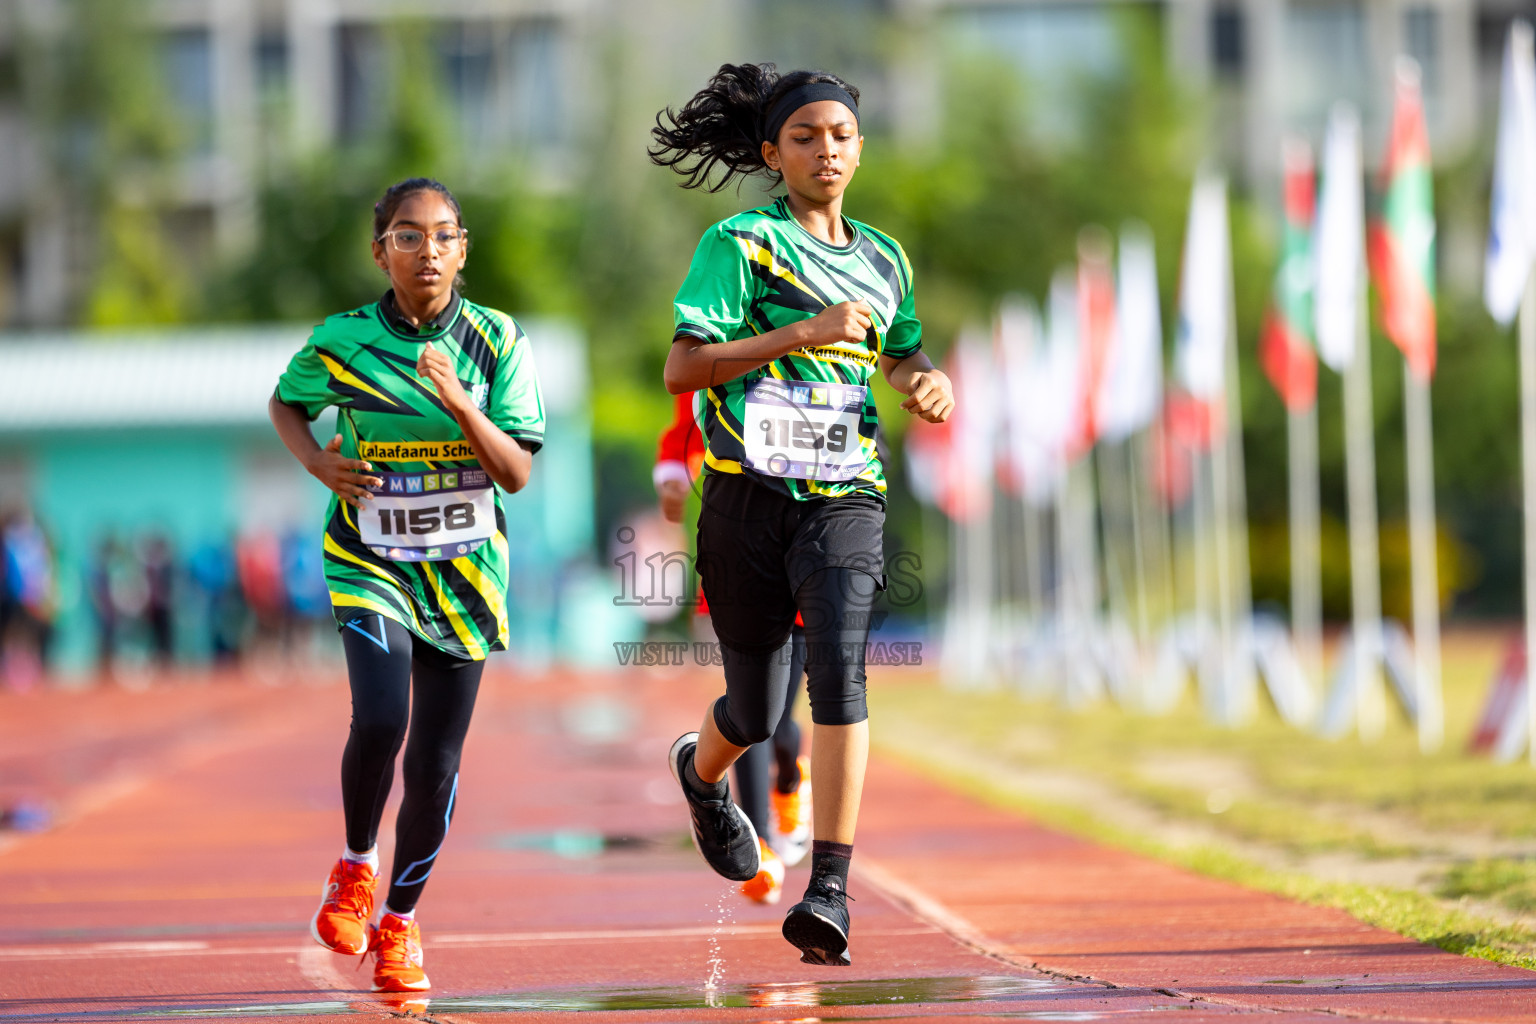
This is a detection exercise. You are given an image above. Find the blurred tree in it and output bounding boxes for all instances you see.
[19,0,189,324]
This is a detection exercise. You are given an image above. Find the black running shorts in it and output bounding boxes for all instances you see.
[696,471,885,652]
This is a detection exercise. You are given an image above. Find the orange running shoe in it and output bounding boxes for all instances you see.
[740,838,785,905]
[367,913,430,992]
[770,757,812,866]
[309,858,376,955]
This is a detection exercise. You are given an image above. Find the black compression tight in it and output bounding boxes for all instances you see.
[712,567,876,749]
[338,614,483,914]
[730,629,805,835]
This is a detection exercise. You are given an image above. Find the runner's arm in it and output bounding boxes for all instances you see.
[879,351,954,423]
[663,301,874,394]
[268,395,383,508]
[450,404,536,494]
[417,343,535,494]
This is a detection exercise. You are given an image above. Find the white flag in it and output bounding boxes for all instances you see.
[1099,221,1163,440]
[1486,21,1536,325]
[1176,170,1230,400]
[1314,103,1364,370]
[1046,265,1084,459]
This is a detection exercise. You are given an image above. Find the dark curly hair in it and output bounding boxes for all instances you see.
[648,63,861,192]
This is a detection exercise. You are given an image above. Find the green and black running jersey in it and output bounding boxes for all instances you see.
[274,291,544,661]
[672,196,921,501]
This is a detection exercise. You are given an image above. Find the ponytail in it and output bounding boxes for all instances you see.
[649,63,861,192]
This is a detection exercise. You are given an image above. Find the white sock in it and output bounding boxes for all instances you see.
[342,845,379,872]
[380,903,415,922]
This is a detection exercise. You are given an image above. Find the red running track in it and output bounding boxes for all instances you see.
[1,665,1532,1023]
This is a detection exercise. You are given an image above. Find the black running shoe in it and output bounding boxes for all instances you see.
[668,732,761,882]
[782,877,854,966]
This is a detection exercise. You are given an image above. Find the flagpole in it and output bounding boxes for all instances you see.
[1345,283,1386,741]
[1128,433,1154,642]
[1403,361,1443,751]
[1224,231,1255,722]
[1191,445,1214,716]
[1522,274,1536,765]
[1289,401,1324,689]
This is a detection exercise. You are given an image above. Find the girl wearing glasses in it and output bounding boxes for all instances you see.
[650,64,953,967]
[268,177,544,993]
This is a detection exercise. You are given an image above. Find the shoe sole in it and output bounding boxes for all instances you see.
[782,907,851,966]
[371,975,431,993]
[668,732,761,882]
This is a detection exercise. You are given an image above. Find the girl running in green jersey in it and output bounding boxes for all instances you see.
[268,178,544,993]
[650,64,954,966]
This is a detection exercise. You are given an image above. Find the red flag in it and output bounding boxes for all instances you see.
[1259,140,1319,411]
[1369,59,1437,380]
[1074,228,1117,454]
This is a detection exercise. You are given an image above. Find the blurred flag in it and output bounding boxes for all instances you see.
[1314,103,1365,370]
[950,328,996,522]
[1076,227,1116,448]
[1098,221,1163,441]
[1260,139,1319,411]
[1369,58,1437,381]
[905,330,994,522]
[1175,170,1231,401]
[1486,20,1536,326]
[1048,265,1087,461]
[995,298,1050,498]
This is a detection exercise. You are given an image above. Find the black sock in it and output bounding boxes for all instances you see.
[809,840,852,893]
[683,749,728,801]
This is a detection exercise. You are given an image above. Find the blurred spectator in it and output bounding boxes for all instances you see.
[1,506,56,692]
[237,531,286,655]
[188,537,245,665]
[281,528,328,657]
[141,534,176,667]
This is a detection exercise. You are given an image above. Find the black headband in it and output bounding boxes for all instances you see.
[762,82,860,144]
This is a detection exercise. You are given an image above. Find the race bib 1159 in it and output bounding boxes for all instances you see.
[360,468,495,562]
[743,378,869,482]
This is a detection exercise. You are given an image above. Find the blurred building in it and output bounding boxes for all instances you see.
[0,0,1518,329]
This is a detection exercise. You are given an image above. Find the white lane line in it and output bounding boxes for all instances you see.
[296,942,358,994]
[854,855,1045,975]
[0,923,938,961]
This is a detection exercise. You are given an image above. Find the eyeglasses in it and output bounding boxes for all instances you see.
[378,227,467,253]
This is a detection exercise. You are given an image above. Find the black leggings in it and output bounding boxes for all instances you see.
[339,614,483,914]
[711,566,877,748]
[731,629,805,835]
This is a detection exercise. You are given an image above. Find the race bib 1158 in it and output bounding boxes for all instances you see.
[360,468,495,562]
[743,378,869,482]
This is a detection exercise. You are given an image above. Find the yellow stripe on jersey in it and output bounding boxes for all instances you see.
[323,534,424,630]
[330,590,405,622]
[705,388,746,445]
[461,304,501,355]
[731,235,827,309]
[451,544,508,648]
[423,567,484,659]
[704,451,744,474]
[318,352,396,407]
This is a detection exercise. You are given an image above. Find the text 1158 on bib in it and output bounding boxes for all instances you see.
[360,468,495,562]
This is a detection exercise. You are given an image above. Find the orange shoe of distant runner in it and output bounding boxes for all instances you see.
[770,757,812,867]
[368,913,430,992]
[309,858,376,955]
[740,838,785,905]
